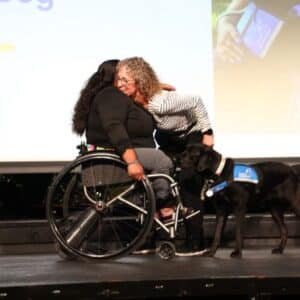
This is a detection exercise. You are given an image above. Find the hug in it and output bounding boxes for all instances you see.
[72,57,214,253]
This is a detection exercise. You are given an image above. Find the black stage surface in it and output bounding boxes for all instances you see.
[1,247,300,300]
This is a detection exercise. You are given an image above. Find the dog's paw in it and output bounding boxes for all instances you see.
[200,248,216,257]
[272,247,283,254]
[230,250,242,258]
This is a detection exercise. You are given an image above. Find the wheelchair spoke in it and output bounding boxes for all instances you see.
[105,183,136,206]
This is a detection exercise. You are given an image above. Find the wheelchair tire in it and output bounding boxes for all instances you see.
[157,241,176,260]
[46,152,155,261]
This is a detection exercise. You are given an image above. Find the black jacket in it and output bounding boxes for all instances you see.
[86,86,155,155]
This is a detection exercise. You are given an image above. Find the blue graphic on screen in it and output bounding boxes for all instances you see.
[237,2,283,58]
[293,4,300,16]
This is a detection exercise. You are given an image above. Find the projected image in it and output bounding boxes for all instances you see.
[0,0,213,161]
[212,0,300,137]
[1,0,299,161]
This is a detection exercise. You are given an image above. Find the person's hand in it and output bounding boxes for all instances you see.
[127,162,145,181]
[202,134,214,147]
[215,18,245,64]
[160,82,176,91]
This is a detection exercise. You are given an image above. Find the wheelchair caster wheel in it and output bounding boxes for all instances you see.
[157,241,176,260]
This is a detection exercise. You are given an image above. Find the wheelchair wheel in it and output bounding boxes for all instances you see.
[157,241,176,260]
[46,152,155,261]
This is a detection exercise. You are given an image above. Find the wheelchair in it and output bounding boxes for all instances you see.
[46,145,202,261]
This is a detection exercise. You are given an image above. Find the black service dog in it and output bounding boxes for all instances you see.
[181,144,300,258]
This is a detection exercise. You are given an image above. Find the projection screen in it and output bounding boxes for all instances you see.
[0,0,299,162]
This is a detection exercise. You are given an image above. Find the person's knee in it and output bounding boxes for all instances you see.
[155,152,173,174]
[162,156,173,174]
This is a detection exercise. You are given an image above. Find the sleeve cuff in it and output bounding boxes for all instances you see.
[202,129,213,135]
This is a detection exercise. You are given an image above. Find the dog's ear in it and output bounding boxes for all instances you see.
[196,153,210,172]
[196,146,219,173]
[181,143,205,169]
[196,156,205,172]
[180,144,199,169]
[203,145,213,152]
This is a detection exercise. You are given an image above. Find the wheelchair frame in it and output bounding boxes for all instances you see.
[46,151,201,261]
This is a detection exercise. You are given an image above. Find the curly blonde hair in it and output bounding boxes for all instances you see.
[117,57,161,100]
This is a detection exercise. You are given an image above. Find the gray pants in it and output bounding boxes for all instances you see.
[135,148,173,202]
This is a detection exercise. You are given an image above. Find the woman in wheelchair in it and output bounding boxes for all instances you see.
[47,58,209,261]
[47,59,194,261]
[72,59,173,202]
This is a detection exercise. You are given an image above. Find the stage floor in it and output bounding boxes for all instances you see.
[1,247,300,299]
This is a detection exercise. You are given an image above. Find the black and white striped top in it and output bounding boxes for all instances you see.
[148,90,211,137]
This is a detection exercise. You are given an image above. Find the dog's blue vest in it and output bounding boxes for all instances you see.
[206,164,259,197]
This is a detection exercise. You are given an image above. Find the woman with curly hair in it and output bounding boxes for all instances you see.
[72,59,173,203]
[116,56,214,251]
[116,57,214,152]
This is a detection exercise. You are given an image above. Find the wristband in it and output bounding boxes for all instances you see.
[127,160,139,166]
[203,129,213,135]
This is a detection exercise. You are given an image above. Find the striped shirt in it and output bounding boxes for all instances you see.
[148,90,211,137]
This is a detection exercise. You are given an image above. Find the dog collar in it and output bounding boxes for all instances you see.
[206,181,229,197]
[215,156,226,176]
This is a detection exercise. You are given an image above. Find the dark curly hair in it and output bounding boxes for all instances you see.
[72,59,119,135]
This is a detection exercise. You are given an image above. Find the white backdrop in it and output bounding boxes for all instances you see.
[0,0,213,161]
[0,0,299,161]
